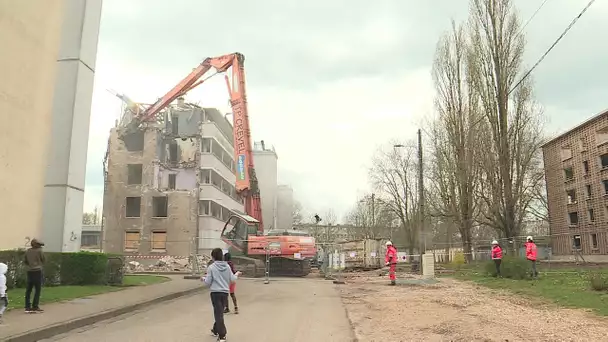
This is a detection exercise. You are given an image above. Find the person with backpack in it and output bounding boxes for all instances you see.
[202,248,240,342]
[491,240,503,277]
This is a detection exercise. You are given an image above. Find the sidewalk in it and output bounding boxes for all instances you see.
[0,275,203,342]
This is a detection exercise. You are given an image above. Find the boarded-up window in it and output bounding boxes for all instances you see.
[152,231,167,251]
[125,231,140,251]
[152,197,168,217]
[126,197,141,218]
[127,164,143,185]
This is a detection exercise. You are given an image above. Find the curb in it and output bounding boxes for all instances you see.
[4,286,204,342]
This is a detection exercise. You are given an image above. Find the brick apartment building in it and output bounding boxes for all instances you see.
[542,109,608,261]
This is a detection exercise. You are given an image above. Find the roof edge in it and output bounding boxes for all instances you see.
[541,108,608,148]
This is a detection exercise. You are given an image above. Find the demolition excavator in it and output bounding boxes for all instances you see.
[121,53,316,277]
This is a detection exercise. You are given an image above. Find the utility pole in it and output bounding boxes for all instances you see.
[371,193,375,230]
[417,129,425,257]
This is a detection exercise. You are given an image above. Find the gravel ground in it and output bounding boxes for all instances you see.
[339,273,608,342]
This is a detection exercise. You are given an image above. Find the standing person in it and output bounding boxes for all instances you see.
[24,239,45,313]
[384,241,398,286]
[0,263,8,323]
[223,253,239,314]
[491,240,503,277]
[202,248,240,342]
[525,236,538,278]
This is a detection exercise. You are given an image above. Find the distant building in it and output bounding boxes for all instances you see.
[81,225,102,250]
[542,109,608,261]
[253,141,278,231]
[276,185,294,230]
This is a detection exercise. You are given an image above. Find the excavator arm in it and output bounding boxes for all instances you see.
[121,52,263,232]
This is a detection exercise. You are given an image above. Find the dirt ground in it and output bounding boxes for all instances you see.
[339,272,608,342]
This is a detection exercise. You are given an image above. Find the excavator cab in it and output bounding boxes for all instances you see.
[220,212,260,254]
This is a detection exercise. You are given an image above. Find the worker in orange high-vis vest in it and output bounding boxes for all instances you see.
[385,241,398,286]
[525,236,538,278]
[491,240,503,277]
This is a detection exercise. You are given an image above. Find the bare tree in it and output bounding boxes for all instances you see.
[343,198,398,240]
[292,200,304,225]
[467,0,545,248]
[427,20,483,262]
[308,208,340,244]
[369,143,420,255]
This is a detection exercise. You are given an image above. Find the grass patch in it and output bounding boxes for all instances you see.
[5,275,169,310]
[450,266,608,316]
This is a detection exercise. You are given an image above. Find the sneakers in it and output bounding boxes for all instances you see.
[234,307,239,314]
[33,307,44,313]
[217,338,227,342]
[224,308,230,314]
[211,329,218,337]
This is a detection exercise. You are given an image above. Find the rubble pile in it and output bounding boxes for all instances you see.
[124,255,212,273]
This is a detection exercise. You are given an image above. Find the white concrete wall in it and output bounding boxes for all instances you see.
[0,1,65,250]
[42,0,103,252]
[253,150,278,231]
[276,185,294,230]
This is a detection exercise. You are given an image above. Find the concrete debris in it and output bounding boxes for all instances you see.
[124,255,212,273]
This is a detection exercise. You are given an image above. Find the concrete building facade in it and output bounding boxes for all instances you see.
[253,141,278,231]
[42,0,103,252]
[276,185,294,230]
[0,1,65,249]
[543,109,608,261]
[103,103,243,257]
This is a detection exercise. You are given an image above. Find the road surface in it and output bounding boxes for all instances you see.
[44,278,354,342]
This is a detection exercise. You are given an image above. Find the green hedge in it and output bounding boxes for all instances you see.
[484,256,531,280]
[0,250,124,289]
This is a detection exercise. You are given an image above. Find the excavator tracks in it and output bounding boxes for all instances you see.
[269,257,311,277]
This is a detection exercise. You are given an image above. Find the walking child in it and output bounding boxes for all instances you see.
[223,253,239,314]
[491,240,503,277]
[525,236,538,278]
[202,248,240,342]
[0,263,8,323]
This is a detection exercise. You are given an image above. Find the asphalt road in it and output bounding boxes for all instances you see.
[43,278,354,342]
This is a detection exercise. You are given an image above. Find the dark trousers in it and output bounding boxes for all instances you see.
[225,293,238,310]
[493,259,502,276]
[25,269,43,309]
[211,292,228,338]
[529,259,538,277]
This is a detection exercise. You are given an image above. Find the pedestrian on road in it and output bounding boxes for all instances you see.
[202,248,240,342]
[223,253,239,314]
[0,262,8,323]
[24,238,45,313]
[525,236,538,278]
[491,240,502,277]
[384,241,398,286]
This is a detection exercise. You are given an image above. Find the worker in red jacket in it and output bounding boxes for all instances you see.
[385,241,398,285]
[491,240,502,277]
[525,236,538,278]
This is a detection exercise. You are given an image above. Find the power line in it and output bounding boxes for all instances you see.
[509,0,596,95]
[517,0,551,37]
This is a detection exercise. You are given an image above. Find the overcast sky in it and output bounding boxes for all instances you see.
[84,0,607,221]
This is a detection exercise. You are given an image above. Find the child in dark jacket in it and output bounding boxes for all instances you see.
[223,253,239,314]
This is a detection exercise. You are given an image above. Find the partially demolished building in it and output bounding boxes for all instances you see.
[102,98,244,257]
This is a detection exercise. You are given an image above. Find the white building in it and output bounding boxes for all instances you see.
[253,141,278,231]
[276,185,294,230]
